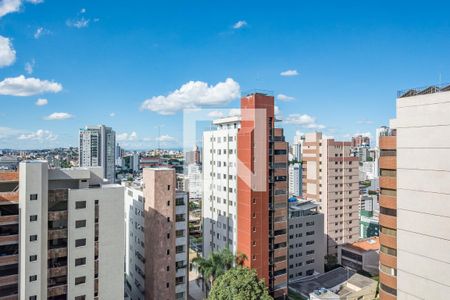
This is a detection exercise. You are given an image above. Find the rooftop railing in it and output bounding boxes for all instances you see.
[397,82,450,98]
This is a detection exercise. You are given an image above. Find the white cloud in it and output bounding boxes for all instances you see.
[280,69,299,77]
[44,112,73,120]
[0,75,62,96]
[141,78,240,115]
[34,27,50,39]
[18,129,56,141]
[24,59,35,74]
[80,8,86,13]
[277,94,295,101]
[284,113,325,129]
[109,112,116,117]
[233,20,247,29]
[117,132,138,141]
[208,111,224,118]
[66,17,89,28]
[156,135,176,143]
[0,126,22,139]
[0,36,16,67]
[35,98,47,106]
[0,0,21,18]
[274,106,282,118]
[0,0,43,18]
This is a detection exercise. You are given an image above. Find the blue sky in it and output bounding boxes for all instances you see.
[1,0,450,149]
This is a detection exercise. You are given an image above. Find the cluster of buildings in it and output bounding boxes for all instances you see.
[2,82,450,300]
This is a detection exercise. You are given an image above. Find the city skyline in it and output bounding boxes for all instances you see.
[2,1,450,149]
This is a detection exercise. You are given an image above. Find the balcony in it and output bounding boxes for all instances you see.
[379,156,396,170]
[380,232,397,250]
[379,136,396,150]
[48,229,68,240]
[0,234,18,246]
[380,194,396,210]
[0,274,18,286]
[48,248,67,259]
[48,266,67,278]
[47,284,67,297]
[380,176,396,190]
[0,215,18,226]
[0,254,18,267]
[379,214,397,231]
[48,211,68,221]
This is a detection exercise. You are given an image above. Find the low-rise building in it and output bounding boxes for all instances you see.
[338,237,380,276]
[288,199,325,282]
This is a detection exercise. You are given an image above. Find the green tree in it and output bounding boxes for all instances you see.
[192,248,235,293]
[209,267,272,300]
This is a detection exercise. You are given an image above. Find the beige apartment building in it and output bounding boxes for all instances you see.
[302,132,360,255]
[382,84,450,299]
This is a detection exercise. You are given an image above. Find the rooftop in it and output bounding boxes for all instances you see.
[343,237,380,252]
[290,267,355,296]
[398,82,450,98]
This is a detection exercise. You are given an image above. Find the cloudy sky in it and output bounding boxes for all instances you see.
[1,0,450,149]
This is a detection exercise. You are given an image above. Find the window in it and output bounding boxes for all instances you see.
[168,185,171,190]
[380,264,397,276]
[30,235,37,242]
[29,297,37,300]
[30,194,38,201]
[166,282,169,288]
[381,245,397,256]
[30,255,37,262]
[29,275,37,282]
[75,296,86,300]
[30,215,37,222]
[75,239,86,247]
[75,220,86,228]
[75,257,87,266]
[381,226,397,237]
[167,201,170,206]
[380,283,397,296]
[75,276,86,285]
[76,201,87,209]
[380,206,397,216]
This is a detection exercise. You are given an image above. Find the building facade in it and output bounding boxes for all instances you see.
[288,163,302,197]
[125,168,189,300]
[18,161,124,299]
[302,132,360,256]
[0,171,19,299]
[288,199,324,282]
[379,85,450,299]
[202,116,240,259]
[237,93,289,298]
[79,125,116,182]
[187,163,202,200]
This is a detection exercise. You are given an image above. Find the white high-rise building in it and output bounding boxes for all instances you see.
[289,163,302,197]
[79,125,116,182]
[19,161,124,299]
[202,116,240,258]
[187,163,202,199]
[291,132,304,162]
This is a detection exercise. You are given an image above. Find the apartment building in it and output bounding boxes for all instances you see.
[380,84,450,300]
[237,93,289,298]
[124,168,189,300]
[302,132,360,256]
[202,93,289,298]
[0,171,19,299]
[18,161,124,299]
[79,125,116,182]
[378,127,397,300]
[289,163,302,197]
[288,199,324,282]
[338,237,379,276]
[202,116,240,259]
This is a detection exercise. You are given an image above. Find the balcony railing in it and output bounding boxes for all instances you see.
[397,82,450,98]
